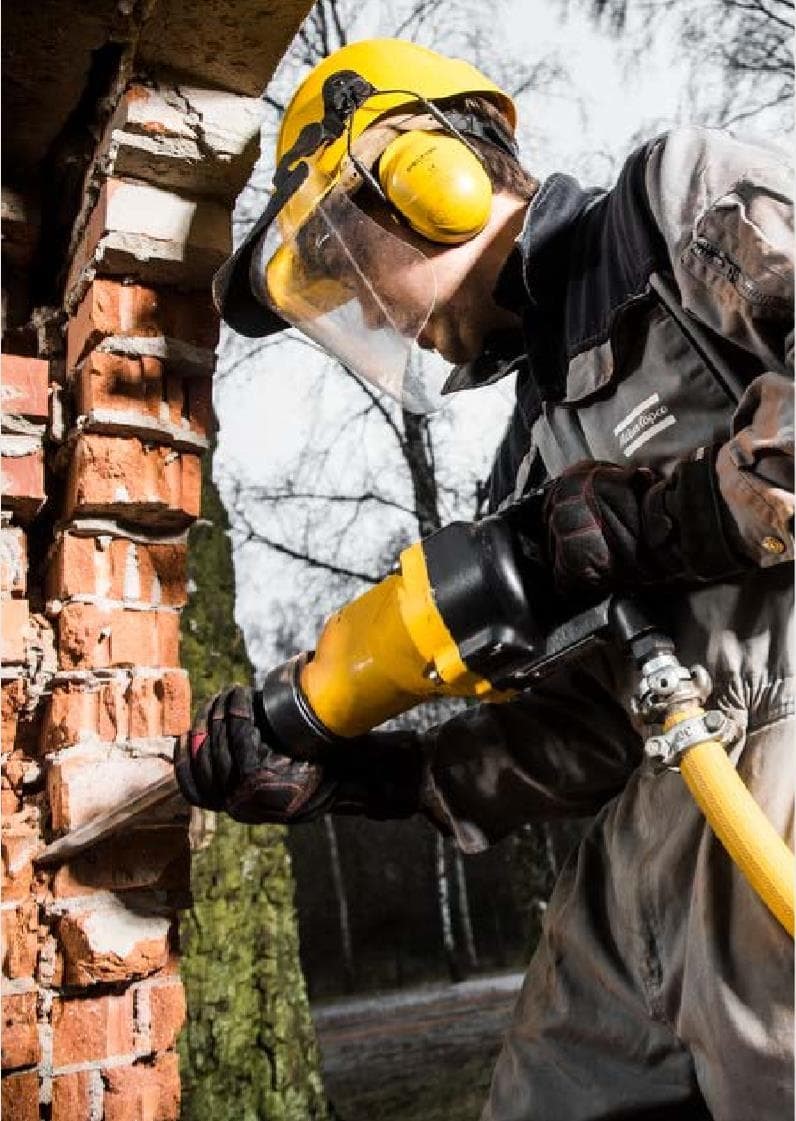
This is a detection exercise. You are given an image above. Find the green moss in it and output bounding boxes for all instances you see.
[179,452,328,1121]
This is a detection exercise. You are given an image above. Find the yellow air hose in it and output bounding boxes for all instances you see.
[665,707,795,937]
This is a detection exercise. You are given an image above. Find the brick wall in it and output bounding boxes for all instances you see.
[2,79,261,1118]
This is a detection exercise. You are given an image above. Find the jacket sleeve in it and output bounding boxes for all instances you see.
[409,654,642,854]
[644,127,794,571]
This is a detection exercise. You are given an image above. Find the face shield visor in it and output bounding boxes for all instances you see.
[249,187,449,414]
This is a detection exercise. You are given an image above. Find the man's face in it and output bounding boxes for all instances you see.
[263,186,527,412]
[360,192,527,366]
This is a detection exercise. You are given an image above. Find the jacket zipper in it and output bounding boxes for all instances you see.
[689,238,787,309]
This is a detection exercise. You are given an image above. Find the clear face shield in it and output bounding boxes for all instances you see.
[249,187,449,414]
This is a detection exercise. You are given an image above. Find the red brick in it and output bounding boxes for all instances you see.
[51,1070,92,1120]
[65,178,229,305]
[1,991,39,1069]
[44,670,189,753]
[65,434,201,527]
[52,990,135,1067]
[0,355,49,420]
[160,670,190,736]
[67,280,218,371]
[98,679,129,740]
[0,526,27,597]
[74,351,164,419]
[0,451,45,521]
[57,603,180,670]
[2,776,22,815]
[58,902,171,986]
[2,758,37,817]
[66,180,121,299]
[1,815,38,901]
[102,1052,180,1121]
[47,749,171,834]
[45,684,104,751]
[0,1070,38,1121]
[44,680,126,751]
[1,680,26,750]
[52,828,189,898]
[127,676,160,738]
[2,693,41,760]
[47,534,187,606]
[149,982,186,1052]
[73,352,212,439]
[1,900,39,979]
[1,599,29,663]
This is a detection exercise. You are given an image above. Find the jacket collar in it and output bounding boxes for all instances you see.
[499,173,602,314]
[443,173,600,395]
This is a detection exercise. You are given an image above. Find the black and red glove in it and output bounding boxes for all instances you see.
[542,453,750,600]
[175,684,423,825]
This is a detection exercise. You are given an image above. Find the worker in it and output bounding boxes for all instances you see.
[177,40,794,1121]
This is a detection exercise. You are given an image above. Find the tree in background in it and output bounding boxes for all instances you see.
[574,0,793,129]
[179,455,328,1121]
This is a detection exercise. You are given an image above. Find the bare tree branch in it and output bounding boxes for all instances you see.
[235,487,416,516]
[262,92,286,113]
[240,528,379,583]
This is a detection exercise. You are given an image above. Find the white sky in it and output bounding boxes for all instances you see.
[213,1,789,672]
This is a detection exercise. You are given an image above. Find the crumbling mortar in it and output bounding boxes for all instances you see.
[0,975,38,992]
[70,410,209,453]
[87,1068,104,1120]
[42,739,178,770]
[45,888,177,918]
[36,933,59,987]
[43,736,176,766]
[49,666,187,685]
[21,614,57,718]
[0,417,47,440]
[166,85,219,165]
[94,334,215,377]
[56,519,190,546]
[31,307,67,362]
[54,1051,140,1078]
[46,595,182,615]
[37,988,54,1106]
[133,981,152,1054]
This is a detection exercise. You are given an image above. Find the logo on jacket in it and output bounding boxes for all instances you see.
[613,393,676,458]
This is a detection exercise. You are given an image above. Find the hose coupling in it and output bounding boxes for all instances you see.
[631,652,712,722]
[644,709,736,771]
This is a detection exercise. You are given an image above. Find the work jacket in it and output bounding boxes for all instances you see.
[410,125,793,1121]
[415,125,794,854]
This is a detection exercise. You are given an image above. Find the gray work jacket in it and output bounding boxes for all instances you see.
[417,125,794,854]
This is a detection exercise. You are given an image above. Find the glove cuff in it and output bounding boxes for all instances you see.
[326,733,424,820]
[643,446,751,582]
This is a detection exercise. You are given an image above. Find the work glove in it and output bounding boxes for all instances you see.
[175,684,424,825]
[542,454,751,599]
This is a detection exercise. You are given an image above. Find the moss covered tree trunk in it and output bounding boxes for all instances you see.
[179,453,328,1121]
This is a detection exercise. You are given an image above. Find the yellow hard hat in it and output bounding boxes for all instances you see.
[213,38,516,339]
[278,38,516,181]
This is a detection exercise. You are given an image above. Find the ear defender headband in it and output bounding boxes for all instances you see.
[337,75,520,245]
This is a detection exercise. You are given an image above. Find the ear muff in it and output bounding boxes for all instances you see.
[377,131,493,245]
